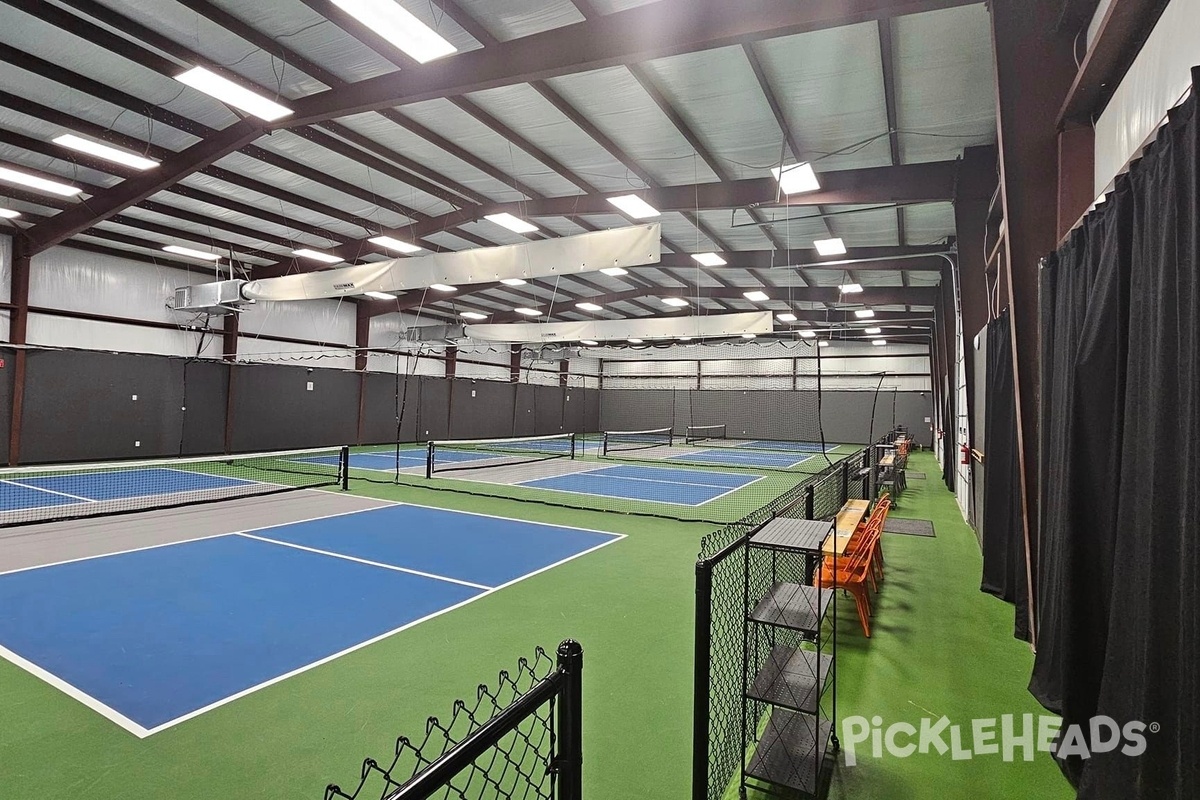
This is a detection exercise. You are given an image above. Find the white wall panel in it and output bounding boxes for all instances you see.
[27,313,215,357]
[1094,0,1200,196]
[238,298,356,346]
[31,246,212,325]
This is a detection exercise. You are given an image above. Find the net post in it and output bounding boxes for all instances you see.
[569,432,577,460]
[340,446,350,491]
[805,484,815,520]
[556,639,584,800]
[840,460,850,505]
[425,441,434,480]
[692,557,713,800]
[601,432,609,457]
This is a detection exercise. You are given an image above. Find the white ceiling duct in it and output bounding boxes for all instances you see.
[237,224,661,302]
[459,311,774,344]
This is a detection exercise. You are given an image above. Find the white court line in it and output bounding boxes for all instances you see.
[0,642,152,738]
[0,478,97,504]
[237,532,492,590]
[0,502,625,738]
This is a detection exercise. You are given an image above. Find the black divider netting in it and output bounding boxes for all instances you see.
[324,641,583,800]
[0,446,347,527]
[353,347,865,523]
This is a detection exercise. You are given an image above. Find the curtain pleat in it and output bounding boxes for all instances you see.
[1031,67,1199,799]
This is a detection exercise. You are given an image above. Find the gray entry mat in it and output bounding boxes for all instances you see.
[883,517,935,537]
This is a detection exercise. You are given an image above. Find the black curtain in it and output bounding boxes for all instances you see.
[979,311,1030,641]
[1031,68,1199,799]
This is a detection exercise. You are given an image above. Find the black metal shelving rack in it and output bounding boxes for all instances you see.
[741,517,838,798]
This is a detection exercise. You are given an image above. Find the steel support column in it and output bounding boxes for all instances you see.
[990,0,1078,646]
[7,243,30,466]
[954,145,999,443]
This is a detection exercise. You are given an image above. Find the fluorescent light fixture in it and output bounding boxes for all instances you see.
[485,213,538,233]
[864,327,882,335]
[776,313,797,322]
[580,339,599,346]
[814,237,848,256]
[429,283,457,292]
[0,208,20,219]
[741,333,757,339]
[175,66,292,121]
[53,134,158,170]
[677,336,692,341]
[627,338,644,344]
[799,330,816,339]
[0,165,82,197]
[743,290,769,302]
[872,339,888,346]
[607,194,660,219]
[369,235,422,253]
[771,162,820,194]
[293,248,344,264]
[576,302,602,311]
[662,297,689,307]
[839,282,864,294]
[461,311,488,320]
[363,291,394,300]
[514,307,541,316]
[691,252,727,267]
[817,340,830,348]
[500,278,528,286]
[330,0,457,63]
[163,245,220,261]
[600,267,628,276]
[854,309,875,319]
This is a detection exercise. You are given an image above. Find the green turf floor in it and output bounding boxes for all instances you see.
[0,451,1072,799]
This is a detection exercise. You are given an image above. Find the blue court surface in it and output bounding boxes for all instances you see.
[0,504,620,736]
[516,464,762,506]
[0,468,252,510]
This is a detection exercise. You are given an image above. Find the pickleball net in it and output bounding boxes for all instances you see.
[426,433,577,477]
[0,445,349,527]
[602,427,673,454]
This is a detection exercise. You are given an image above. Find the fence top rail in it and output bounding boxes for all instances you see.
[386,672,566,800]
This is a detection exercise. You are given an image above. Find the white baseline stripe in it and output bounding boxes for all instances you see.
[237,533,492,591]
[0,643,151,738]
[0,478,97,504]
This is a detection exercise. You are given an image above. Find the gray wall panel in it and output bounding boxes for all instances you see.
[362,372,419,444]
[417,377,450,441]
[450,379,517,439]
[230,364,358,452]
[178,359,228,455]
[20,350,207,463]
[534,385,565,434]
